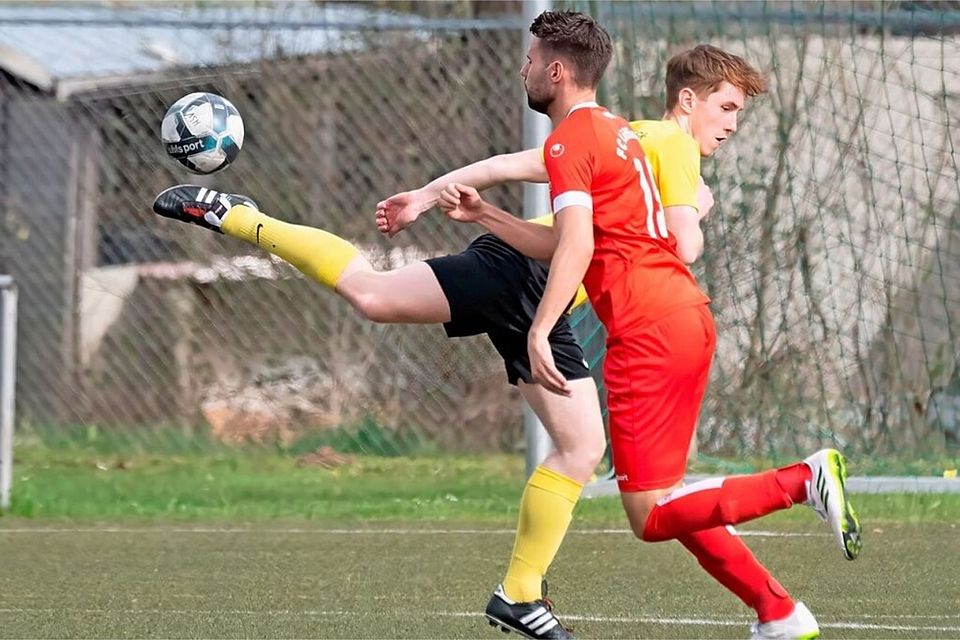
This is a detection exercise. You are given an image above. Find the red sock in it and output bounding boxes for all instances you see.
[679,527,794,623]
[775,462,811,504]
[642,465,809,542]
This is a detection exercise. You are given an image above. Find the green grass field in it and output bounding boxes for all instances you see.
[2,441,960,638]
[2,520,959,638]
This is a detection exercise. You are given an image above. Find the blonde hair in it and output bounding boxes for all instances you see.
[665,45,767,110]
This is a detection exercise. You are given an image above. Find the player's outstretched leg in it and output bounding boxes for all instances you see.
[803,448,862,560]
[637,448,862,561]
[153,185,451,324]
[153,184,362,289]
[485,582,573,639]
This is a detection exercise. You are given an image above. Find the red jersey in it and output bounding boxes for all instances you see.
[543,103,709,337]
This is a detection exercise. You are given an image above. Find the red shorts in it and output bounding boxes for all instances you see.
[604,304,716,492]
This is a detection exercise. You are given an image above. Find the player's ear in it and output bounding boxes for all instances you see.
[548,60,564,83]
[677,87,697,114]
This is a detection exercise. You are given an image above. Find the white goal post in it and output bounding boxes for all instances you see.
[0,275,17,511]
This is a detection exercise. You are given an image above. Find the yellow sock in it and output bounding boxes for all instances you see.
[220,204,359,289]
[502,466,583,602]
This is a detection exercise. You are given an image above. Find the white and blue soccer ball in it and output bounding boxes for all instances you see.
[161,92,244,174]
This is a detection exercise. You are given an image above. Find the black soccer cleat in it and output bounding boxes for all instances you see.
[152,185,258,233]
[485,584,574,639]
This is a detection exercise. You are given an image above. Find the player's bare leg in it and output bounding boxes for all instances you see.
[335,261,451,324]
[518,378,605,485]
[485,377,603,639]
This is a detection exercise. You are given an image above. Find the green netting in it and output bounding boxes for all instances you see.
[567,0,960,470]
[1,2,958,473]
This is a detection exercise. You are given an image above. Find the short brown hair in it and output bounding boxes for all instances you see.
[530,10,613,89]
[665,45,767,110]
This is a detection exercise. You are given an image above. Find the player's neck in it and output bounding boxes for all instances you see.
[666,112,693,136]
[549,89,599,127]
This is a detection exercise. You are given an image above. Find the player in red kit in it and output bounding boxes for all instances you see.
[440,11,862,639]
[540,103,715,490]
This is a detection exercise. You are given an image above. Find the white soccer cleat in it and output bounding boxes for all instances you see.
[804,448,863,560]
[750,602,820,639]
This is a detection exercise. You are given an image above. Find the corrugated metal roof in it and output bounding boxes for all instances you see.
[0,2,482,98]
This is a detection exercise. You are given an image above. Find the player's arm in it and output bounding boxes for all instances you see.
[527,129,596,395]
[664,179,712,263]
[437,194,591,310]
[473,204,558,262]
[528,207,593,395]
[664,204,703,264]
[376,149,546,237]
[425,148,547,194]
[648,133,705,264]
[438,184,557,261]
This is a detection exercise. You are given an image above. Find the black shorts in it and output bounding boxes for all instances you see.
[425,234,591,386]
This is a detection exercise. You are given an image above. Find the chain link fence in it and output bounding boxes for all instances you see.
[1,1,958,465]
[589,1,960,461]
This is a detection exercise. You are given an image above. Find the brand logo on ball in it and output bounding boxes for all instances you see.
[166,139,205,155]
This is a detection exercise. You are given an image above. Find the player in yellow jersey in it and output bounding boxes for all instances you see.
[154,178,647,638]
[152,14,616,639]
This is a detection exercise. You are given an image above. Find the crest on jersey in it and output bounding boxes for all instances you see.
[549,143,565,157]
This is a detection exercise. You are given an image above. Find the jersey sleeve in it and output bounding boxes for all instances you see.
[543,123,596,215]
[642,129,701,210]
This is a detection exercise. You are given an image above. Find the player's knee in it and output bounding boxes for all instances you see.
[553,442,605,484]
[631,522,647,541]
[622,495,660,541]
[349,293,395,323]
[630,508,655,541]
[572,447,606,484]
[574,432,607,480]
[585,435,607,469]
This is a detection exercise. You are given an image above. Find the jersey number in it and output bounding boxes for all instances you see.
[633,157,667,239]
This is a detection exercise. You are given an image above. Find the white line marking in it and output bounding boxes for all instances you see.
[0,609,957,633]
[0,527,512,534]
[736,530,830,537]
[855,614,960,619]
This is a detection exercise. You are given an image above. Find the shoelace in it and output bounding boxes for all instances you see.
[539,598,574,634]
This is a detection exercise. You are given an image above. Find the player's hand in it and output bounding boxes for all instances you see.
[528,330,571,397]
[438,183,486,224]
[376,189,430,238]
[696,177,714,221]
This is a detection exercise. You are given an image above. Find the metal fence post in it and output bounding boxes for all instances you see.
[0,275,18,511]
[521,0,554,478]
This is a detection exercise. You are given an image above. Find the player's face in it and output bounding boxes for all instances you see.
[690,81,746,157]
[521,38,554,115]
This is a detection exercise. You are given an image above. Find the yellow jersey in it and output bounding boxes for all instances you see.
[630,119,701,211]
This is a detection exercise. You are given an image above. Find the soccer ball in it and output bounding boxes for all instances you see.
[161,92,244,174]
